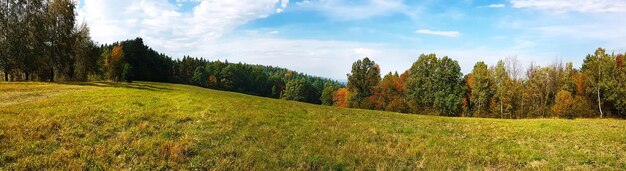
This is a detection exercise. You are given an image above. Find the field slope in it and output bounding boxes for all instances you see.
[0,82,625,170]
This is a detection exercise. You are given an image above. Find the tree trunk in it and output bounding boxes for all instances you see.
[500,100,503,118]
[4,71,7,81]
[518,94,528,117]
[597,87,603,118]
[477,101,481,117]
[597,58,603,118]
[50,67,54,82]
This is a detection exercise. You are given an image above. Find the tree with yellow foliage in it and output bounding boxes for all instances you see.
[552,90,574,119]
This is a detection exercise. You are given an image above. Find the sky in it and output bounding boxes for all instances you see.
[77,0,626,80]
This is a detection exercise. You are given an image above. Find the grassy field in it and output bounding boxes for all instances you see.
[0,81,625,170]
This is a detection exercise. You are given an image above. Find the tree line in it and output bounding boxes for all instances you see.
[70,37,343,105]
[335,50,626,119]
[2,0,624,118]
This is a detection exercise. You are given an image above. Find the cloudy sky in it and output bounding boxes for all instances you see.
[77,0,626,80]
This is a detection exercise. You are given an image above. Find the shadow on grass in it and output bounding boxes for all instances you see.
[57,82,174,92]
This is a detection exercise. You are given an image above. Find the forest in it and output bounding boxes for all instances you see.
[2,0,625,119]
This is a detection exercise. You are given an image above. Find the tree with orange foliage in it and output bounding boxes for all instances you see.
[617,54,623,69]
[332,88,349,108]
[379,72,407,112]
[572,72,586,96]
[103,44,126,82]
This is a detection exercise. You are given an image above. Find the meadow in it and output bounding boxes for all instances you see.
[0,82,624,170]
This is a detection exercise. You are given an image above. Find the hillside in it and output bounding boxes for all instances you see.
[0,82,625,170]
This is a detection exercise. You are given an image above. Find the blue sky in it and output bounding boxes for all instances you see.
[77,0,626,80]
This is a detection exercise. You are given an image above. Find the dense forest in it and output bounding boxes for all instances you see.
[2,0,625,119]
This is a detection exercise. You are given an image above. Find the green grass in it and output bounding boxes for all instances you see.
[0,81,625,170]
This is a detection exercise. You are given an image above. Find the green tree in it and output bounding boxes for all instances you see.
[614,54,626,117]
[582,48,617,118]
[493,60,513,118]
[405,54,463,116]
[69,24,91,80]
[73,23,100,81]
[347,57,381,109]
[122,63,133,83]
[406,54,437,110]
[406,54,463,116]
[192,66,208,87]
[47,0,77,81]
[469,61,492,117]
[320,83,339,106]
[282,78,310,102]
[23,0,48,81]
[4,0,26,81]
[524,65,551,118]
[0,0,9,81]
[432,57,463,116]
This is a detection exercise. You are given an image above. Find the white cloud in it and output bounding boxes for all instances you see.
[268,30,280,34]
[416,29,461,37]
[487,4,506,8]
[78,0,289,57]
[510,0,626,13]
[296,0,311,6]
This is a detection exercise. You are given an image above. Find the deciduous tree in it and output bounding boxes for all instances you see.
[469,61,492,117]
[320,83,340,106]
[282,78,310,102]
[333,88,349,108]
[582,48,616,118]
[104,44,126,82]
[493,60,513,118]
[552,90,574,118]
[47,0,77,81]
[347,57,380,109]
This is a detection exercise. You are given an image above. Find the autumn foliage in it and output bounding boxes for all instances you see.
[617,54,623,68]
[551,90,575,118]
[103,44,126,82]
[333,88,349,108]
